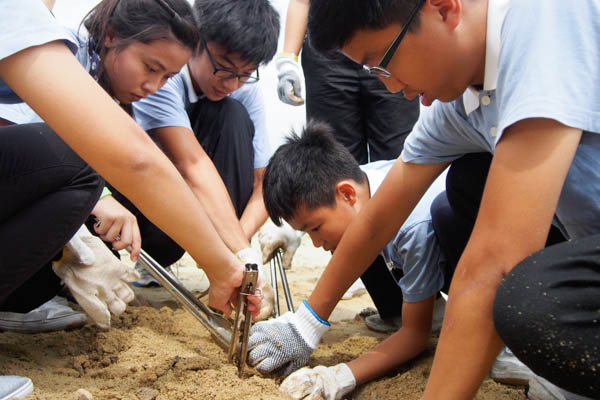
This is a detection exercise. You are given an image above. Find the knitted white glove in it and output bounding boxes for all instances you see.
[258,219,303,270]
[280,363,356,400]
[248,300,330,376]
[275,53,304,106]
[52,225,139,329]
[236,247,274,321]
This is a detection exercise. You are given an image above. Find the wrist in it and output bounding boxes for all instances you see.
[293,300,330,349]
[277,51,298,62]
[332,363,356,396]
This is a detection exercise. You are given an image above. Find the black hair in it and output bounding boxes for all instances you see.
[307,0,423,53]
[193,0,280,66]
[83,0,199,94]
[264,120,367,226]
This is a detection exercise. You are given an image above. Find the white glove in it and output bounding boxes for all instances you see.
[52,225,140,329]
[275,53,304,106]
[258,219,303,270]
[236,247,274,321]
[248,300,330,376]
[280,363,356,400]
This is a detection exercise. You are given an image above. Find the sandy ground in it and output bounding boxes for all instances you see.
[0,236,527,400]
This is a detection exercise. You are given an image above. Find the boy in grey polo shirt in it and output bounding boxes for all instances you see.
[250,121,447,397]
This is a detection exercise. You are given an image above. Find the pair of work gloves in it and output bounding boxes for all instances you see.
[248,300,356,399]
[52,225,139,329]
[239,219,304,321]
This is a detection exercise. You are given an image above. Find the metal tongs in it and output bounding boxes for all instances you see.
[227,263,259,376]
[135,249,235,351]
[269,248,295,317]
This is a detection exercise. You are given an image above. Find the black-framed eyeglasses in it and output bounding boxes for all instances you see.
[203,40,259,83]
[364,0,425,78]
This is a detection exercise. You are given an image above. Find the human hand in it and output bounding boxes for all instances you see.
[275,53,304,106]
[52,225,140,329]
[235,247,274,321]
[280,363,356,400]
[248,300,330,376]
[258,219,303,270]
[91,195,141,260]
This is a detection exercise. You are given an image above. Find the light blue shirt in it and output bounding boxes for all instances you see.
[0,0,77,104]
[133,66,272,169]
[402,0,600,241]
[0,26,93,122]
[362,160,447,303]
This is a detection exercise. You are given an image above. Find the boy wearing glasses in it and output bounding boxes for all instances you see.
[249,0,600,399]
[118,0,288,308]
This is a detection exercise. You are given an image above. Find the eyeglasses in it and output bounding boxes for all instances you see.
[203,40,259,83]
[364,0,424,78]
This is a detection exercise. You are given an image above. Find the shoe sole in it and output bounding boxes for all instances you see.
[1,379,33,400]
[0,315,86,334]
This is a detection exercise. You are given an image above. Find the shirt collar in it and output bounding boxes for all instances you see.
[463,0,510,116]
[181,64,205,103]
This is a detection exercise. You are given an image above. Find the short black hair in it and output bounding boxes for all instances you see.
[307,0,423,53]
[264,120,367,226]
[193,0,280,66]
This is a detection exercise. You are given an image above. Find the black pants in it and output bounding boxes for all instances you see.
[0,123,102,312]
[302,39,420,164]
[494,236,600,398]
[430,153,566,290]
[303,40,420,319]
[111,97,255,266]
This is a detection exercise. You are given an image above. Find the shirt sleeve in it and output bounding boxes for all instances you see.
[496,0,600,140]
[132,75,192,132]
[401,100,494,164]
[231,84,271,168]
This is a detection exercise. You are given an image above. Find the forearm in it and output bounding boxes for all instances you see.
[349,327,429,385]
[0,43,238,282]
[240,168,268,239]
[184,155,250,253]
[282,0,309,54]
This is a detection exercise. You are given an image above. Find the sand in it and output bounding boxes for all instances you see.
[0,236,527,400]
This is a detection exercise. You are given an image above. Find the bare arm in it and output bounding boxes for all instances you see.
[153,125,251,252]
[350,296,436,385]
[0,42,246,314]
[240,167,268,240]
[423,119,582,399]
[308,159,448,319]
[282,0,309,54]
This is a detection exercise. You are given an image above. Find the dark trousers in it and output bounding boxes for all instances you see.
[0,123,102,312]
[302,40,420,319]
[302,39,420,164]
[430,153,566,291]
[112,97,255,266]
[494,235,600,398]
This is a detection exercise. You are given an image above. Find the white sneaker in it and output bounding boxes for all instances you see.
[491,347,534,385]
[342,279,366,299]
[133,261,173,287]
[0,296,86,333]
[0,376,33,400]
[528,374,593,400]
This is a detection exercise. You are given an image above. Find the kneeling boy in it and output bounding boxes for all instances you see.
[249,120,448,398]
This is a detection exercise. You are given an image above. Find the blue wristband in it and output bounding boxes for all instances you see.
[302,300,331,326]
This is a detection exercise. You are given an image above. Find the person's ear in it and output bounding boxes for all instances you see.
[336,181,357,206]
[428,0,461,31]
[104,29,118,49]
